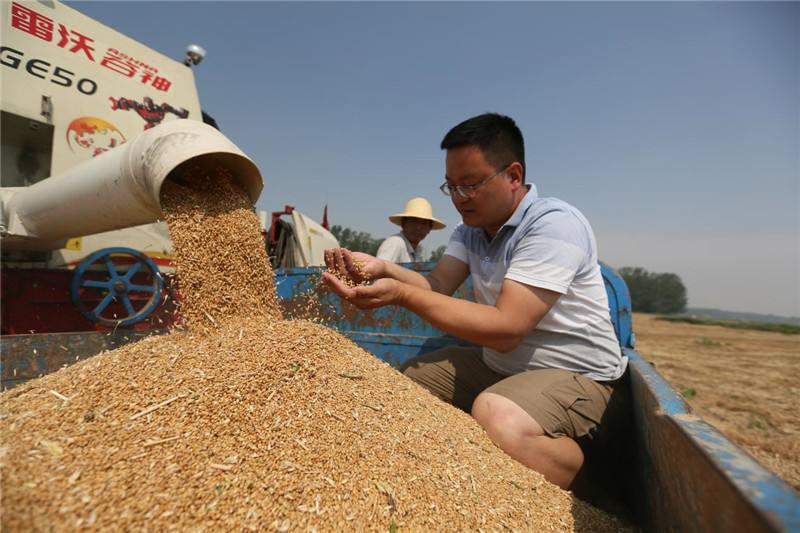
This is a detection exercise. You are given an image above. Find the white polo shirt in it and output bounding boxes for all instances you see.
[377,233,424,263]
[444,185,627,382]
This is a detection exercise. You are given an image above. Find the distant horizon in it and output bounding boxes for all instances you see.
[683,307,799,323]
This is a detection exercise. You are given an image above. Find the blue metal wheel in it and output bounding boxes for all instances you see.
[70,247,164,327]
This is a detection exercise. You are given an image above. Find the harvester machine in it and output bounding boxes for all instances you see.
[0,1,335,373]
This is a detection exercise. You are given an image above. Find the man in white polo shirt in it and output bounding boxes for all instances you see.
[376,197,446,263]
[322,113,629,496]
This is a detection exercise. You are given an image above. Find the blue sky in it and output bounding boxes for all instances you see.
[66,1,799,318]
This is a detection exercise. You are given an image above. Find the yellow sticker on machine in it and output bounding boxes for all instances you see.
[65,238,82,250]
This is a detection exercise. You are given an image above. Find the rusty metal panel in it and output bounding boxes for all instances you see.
[1,330,165,390]
[600,262,633,348]
[340,331,469,369]
[275,263,471,340]
[628,348,800,532]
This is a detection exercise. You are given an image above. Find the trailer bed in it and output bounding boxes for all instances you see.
[2,262,798,532]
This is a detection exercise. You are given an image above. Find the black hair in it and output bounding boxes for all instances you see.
[440,113,526,180]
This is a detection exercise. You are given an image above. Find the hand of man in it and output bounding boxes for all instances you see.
[323,248,383,286]
[320,274,402,310]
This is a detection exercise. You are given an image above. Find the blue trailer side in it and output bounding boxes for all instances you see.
[628,348,800,532]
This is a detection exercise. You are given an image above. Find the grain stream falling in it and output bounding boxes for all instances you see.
[0,166,632,532]
[159,163,281,328]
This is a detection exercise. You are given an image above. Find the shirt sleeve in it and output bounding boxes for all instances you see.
[376,235,405,262]
[443,223,468,262]
[505,208,595,294]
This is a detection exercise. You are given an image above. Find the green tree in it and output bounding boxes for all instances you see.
[618,267,688,314]
[429,245,447,263]
[330,225,382,256]
[330,226,445,262]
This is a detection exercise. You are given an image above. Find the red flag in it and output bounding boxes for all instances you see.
[321,204,329,230]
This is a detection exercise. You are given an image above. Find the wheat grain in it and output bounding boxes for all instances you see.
[0,165,633,532]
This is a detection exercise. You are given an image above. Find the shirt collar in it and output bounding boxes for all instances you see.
[399,232,418,257]
[503,183,538,229]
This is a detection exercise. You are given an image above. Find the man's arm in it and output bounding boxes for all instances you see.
[424,254,470,295]
[369,253,470,294]
[323,269,559,353]
[395,277,560,353]
[324,248,469,294]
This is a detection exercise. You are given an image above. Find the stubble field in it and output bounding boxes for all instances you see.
[631,313,800,492]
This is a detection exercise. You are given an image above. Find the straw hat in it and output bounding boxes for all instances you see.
[389,197,446,230]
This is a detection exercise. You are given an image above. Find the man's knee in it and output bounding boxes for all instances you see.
[472,392,545,441]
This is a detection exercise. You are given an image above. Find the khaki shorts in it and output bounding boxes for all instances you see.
[400,346,629,447]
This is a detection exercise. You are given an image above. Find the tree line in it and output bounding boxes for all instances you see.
[330,225,446,262]
[331,225,686,314]
[617,267,687,314]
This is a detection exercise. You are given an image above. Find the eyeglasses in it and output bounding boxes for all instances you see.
[439,164,510,198]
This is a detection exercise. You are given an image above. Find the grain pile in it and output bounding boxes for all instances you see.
[0,166,632,532]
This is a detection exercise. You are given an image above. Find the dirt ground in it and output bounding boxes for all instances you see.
[631,313,800,492]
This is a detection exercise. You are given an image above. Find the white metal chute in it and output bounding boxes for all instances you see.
[290,210,338,267]
[0,120,262,251]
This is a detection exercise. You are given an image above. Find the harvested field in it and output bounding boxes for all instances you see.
[632,313,800,492]
[0,168,632,532]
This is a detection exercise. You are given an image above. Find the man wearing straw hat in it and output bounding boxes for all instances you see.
[376,198,446,263]
[322,113,628,498]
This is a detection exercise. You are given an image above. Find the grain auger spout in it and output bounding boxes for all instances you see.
[0,120,263,251]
